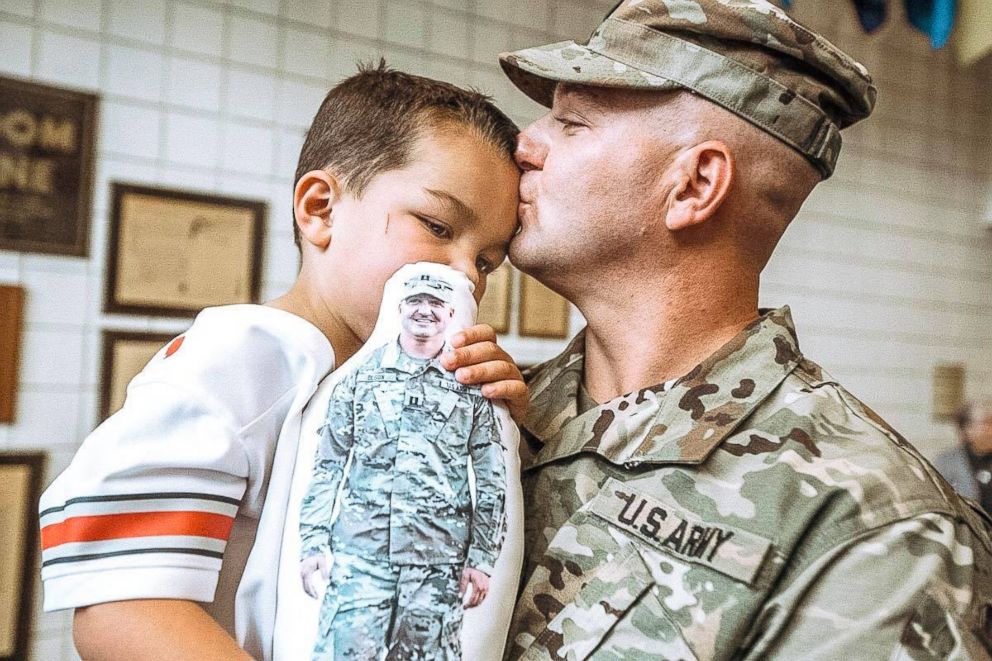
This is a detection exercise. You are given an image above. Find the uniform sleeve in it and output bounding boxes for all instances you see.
[299,373,356,558]
[466,398,507,576]
[747,513,991,660]
[39,379,249,610]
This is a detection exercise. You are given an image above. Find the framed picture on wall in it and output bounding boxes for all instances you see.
[476,263,512,334]
[0,75,97,257]
[104,183,266,317]
[519,274,571,339]
[0,285,24,423]
[0,452,45,661]
[99,330,178,421]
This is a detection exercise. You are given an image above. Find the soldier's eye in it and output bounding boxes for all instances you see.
[553,114,586,134]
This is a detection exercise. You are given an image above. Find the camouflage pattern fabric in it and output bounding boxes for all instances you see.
[507,307,992,660]
[300,342,506,575]
[314,553,462,661]
[300,338,507,574]
[499,0,878,178]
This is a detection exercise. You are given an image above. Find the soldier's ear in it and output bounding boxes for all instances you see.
[664,141,734,232]
[294,170,343,250]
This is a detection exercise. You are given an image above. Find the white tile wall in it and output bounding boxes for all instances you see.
[104,43,165,102]
[0,20,33,75]
[38,0,102,32]
[164,111,221,166]
[335,0,380,40]
[36,30,102,87]
[0,0,34,19]
[169,1,225,56]
[166,55,223,110]
[280,0,332,29]
[225,65,278,120]
[283,24,332,78]
[1,0,990,658]
[101,100,162,158]
[226,12,279,67]
[107,0,167,45]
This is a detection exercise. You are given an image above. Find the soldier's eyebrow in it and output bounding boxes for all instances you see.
[424,188,478,223]
[555,84,605,117]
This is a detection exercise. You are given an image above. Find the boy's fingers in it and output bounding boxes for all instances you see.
[481,380,529,423]
[450,324,497,348]
[480,380,528,401]
[455,360,520,385]
[442,343,510,371]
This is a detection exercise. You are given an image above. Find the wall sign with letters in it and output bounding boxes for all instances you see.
[0,76,97,257]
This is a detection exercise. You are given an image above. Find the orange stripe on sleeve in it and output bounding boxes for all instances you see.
[41,510,235,550]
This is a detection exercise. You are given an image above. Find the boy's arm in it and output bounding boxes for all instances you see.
[41,317,324,657]
[442,324,528,422]
[74,600,252,660]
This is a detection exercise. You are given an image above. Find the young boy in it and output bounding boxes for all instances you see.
[39,63,526,660]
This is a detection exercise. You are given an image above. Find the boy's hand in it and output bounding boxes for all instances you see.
[442,324,528,423]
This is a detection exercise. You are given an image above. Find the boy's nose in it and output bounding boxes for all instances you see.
[447,256,481,294]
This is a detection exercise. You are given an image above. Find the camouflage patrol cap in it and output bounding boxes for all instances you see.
[402,274,455,305]
[498,0,877,178]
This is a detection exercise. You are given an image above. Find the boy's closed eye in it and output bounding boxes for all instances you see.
[416,214,453,239]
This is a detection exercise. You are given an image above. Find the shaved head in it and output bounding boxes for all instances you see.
[635,89,821,271]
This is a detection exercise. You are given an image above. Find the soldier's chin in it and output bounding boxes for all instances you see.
[508,230,543,276]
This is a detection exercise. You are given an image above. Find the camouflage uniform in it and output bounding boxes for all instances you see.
[300,339,506,660]
[496,1,992,658]
[507,308,992,659]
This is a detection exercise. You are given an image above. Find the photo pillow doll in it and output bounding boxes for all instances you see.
[271,262,523,661]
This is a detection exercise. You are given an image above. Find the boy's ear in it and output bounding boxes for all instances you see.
[664,141,734,232]
[294,169,343,249]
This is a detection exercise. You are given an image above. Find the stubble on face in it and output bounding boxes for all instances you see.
[509,86,684,287]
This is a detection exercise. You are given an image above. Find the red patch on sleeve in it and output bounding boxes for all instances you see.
[165,335,185,358]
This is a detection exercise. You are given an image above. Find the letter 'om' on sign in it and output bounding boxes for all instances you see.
[0,76,97,257]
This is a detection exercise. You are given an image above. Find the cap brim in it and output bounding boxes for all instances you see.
[499,40,681,108]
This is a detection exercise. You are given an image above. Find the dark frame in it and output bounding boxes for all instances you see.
[0,75,97,257]
[0,285,24,423]
[0,452,45,661]
[99,330,178,421]
[104,183,266,317]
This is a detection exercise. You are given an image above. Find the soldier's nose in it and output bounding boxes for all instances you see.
[515,126,546,171]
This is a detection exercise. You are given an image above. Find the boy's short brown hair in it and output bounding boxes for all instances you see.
[293,61,519,247]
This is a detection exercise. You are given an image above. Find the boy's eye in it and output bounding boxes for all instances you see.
[476,256,498,275]
[418,215,452,239]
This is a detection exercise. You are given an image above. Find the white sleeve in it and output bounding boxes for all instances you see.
[38,312,303,611]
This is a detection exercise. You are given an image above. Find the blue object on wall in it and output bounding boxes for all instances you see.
[905,0,958,48]
[778,0,887,31]
[854,0,889,32]
[779,0,957,48]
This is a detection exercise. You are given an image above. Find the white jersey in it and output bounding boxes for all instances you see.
[39,304,334,656]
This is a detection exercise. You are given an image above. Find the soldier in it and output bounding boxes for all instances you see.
[300,274,507,661]
[498,1,992,658]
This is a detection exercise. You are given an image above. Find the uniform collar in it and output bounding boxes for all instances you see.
[522,307,803,470]
[380,337,446,375]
